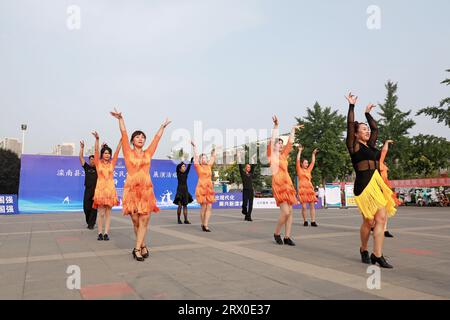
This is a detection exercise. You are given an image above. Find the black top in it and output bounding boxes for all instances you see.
[346,104,381,196]
[82,163,98,189]
[239,164,255,190]
[176,158,193,188]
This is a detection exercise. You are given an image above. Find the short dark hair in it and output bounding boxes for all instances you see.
[354,121,368,132]
[199,153,206,163]
[131,130,147,143]
[278,138,284,144]
[88,155,94,160]
[100,144,112,159]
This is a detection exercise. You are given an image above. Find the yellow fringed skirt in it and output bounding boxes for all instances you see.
[354,170,397,220]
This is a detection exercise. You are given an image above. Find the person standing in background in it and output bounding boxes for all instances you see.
[318,184,325,208]
[239,163,255,222]
[79,140,98,230]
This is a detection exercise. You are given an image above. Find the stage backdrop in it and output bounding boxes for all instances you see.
[18,155,324,213]
[18,155,200,213]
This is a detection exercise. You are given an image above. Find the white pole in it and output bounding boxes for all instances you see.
[22,129,25,155]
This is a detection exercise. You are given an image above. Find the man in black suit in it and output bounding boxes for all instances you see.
[239,163,255,221]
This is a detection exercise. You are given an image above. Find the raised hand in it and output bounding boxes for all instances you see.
[313,148,319,155]
[385,140,394,144]
[365,103,376,113]
[345,92,358,105]
[91,131,99,140]
[110,107,122,119]
[190,140,196,148]
[80,140,85,148]
[162,118,172,128]
[298,144,304,152]
[272,115,279,127]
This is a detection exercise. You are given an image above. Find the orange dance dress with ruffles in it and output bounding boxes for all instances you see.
[268,141,298,207]
[93,148,119,209]
[296,160,317,204]
[121,130,161,215]
[194,163,216,205]
[379,148,402,206]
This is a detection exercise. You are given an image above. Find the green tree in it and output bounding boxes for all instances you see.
[217,143,265,191]
[0,149,21,194]
[218,162,241,186]
[405,134,450,177]
[289,102,352,186]
[377,81,416,179]
[417,69,450,127]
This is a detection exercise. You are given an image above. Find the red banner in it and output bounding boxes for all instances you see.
[390,177,450,188]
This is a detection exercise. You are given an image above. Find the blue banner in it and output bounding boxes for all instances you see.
[0,194,19,214]
[18,155,200,213]
[212,192,243,209]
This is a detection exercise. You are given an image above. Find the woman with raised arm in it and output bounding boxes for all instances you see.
[379,140,401,238]
[269,116,302,246]
[296,146,319,227]
[91,131,122,241]
[191,141,216,232]
[345,93,396,268]
[110,108,171,262]
[173,157,194,224]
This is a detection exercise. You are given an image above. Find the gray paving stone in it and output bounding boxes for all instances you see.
[0,207,449,299]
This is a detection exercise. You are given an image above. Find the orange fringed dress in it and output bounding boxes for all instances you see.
[93,148,119,209]
[296,160,317,204]
[121,130,161,215]
[268,141,298,207]
[379,148,402,206]
[194,164,216,205]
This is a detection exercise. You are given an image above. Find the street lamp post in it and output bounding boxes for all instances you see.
[21,124,27,155]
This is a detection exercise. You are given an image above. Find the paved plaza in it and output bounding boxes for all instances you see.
[0,207,449,300]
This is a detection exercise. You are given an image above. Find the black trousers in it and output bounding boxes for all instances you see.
[83,188,97,227]
[242,189,254,216]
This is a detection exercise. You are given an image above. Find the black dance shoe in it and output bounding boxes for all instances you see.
[103,234,109,241]
[97,234,103,241]
[283,237,296,246]
[204,226,211,232]
[370,253,393,269]
[274,234,283,245]
[245,215,253,222]
[201,225,206,231]
[132,248,145,262]
[384,231,394,238]
[178,219,183,224]
[311,221,318,227]
[141,245,149,259]
[184,220,191,224]
[360,249,371,264]
[303,221,309,227]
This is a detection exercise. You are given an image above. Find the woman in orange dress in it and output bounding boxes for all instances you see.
[379,140,401,238]
[296,146,319,227]
[191,141,216,232]
[110,108,171,262]
[91,131,122,241]
[269,115,302,246]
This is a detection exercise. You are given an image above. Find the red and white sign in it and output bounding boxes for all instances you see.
[390,177,450,188]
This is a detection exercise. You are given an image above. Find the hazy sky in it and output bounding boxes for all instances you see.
[1,0,449,158]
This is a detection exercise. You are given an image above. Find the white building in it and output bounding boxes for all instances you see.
[53,143,76,156]
[0,137,22,157]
